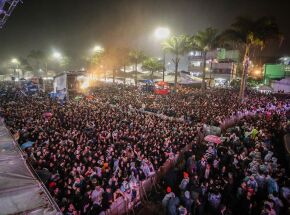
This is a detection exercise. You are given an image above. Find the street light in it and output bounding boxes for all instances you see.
[52,51,62,60]
[41,50,63,92]
[154,27,170,40]
[11,58,19,80]
[90,45,104,80]
[11,58,19,64]
[154,27,170,81]
[93,45,104,53]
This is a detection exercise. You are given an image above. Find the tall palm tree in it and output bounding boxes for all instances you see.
[90,49,105,79]
[221,16,282,99]
[19,57,33,78]
[27,50,45,73]
[162,35,191,91]
[192,27,220,90]
[101,49,116,83]
[129,50,145,86]
[120,47,130,84]
[142,57,163,81]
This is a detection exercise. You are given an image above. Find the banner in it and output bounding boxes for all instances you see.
[53,74,67,94]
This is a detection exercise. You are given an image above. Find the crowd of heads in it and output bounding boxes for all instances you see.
[91,84,290,126]
[161,107,290,215]
[0,82,289,215]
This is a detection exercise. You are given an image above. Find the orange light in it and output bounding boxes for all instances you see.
[254,70,261,75]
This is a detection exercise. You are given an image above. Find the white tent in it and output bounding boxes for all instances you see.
[0,120,60,215]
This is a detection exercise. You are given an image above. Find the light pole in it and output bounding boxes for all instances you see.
[91,45,104,81]
[42,51,63,92]
[209,59,213,88]
[154,27,170,81]
[11,58,19,81]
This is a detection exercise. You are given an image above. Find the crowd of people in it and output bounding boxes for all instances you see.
[0,86,197,214]
[161,108,290,215]
[91,84,290,126]
[0,82,289,215]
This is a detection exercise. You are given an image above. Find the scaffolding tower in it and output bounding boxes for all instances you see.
[0,0,22,29]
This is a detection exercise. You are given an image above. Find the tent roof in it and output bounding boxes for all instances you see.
[0,120,60,215]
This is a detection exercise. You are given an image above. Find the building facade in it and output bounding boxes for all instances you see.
[263,59,290,92]
[188,48,240,86]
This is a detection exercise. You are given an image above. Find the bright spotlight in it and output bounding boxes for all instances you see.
[154,27,170,40]
[80,80,90,90]
[52,51,62,59]
[254,69,261,75]
[11,58,19,64]
[93,45,104,53]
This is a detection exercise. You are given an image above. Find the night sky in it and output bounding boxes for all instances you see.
[0,0,290,70]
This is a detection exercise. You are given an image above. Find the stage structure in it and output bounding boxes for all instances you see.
[0,0,22,29]
[53,71,87,100]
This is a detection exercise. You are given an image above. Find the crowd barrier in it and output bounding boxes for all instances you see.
[220,104,290,130]
[138,109,185,122]
[106,131,197,215]
[106,103,290,215]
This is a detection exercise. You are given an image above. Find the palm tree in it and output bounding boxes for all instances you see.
[142,57,163,81]
[89,49,105,79]
[162,35,191,91]
[221,16,282,99]
[19,57,33,78]
[27,50,45,73]
[192,27,220,90]
[102,48,126,83]
[129,50,145,86]
[119,47,130,84]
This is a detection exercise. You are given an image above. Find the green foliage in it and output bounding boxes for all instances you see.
[27,49,46,72]
[129,50,145,65]
[162,35,191,89]
[238,17,279,45]
[142,57,163,80]
[28,50,45,61]
[221,16,282,50]
[221,16,282,99]
[162,35,191,57]
[192,27,220,51]
[142,57,163,72]
[191,27,221,90]
[247,78,263,87]
[230,78,263,89]
[129,50,146,85]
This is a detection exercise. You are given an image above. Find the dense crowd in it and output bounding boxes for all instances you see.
[0,87,197,214]
[91,84,290,125]
[0,83,289,215]
[161,109,290,215]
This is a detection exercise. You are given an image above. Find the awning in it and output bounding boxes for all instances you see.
[0,120,61,215]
